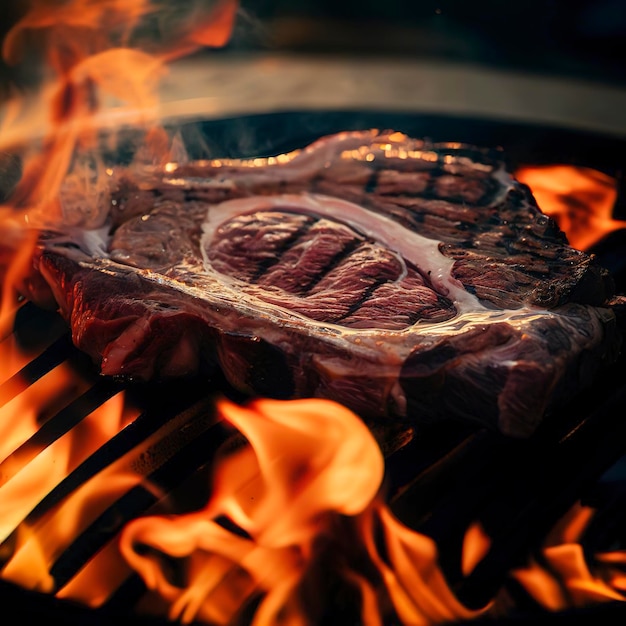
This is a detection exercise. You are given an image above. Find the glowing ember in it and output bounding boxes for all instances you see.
[515,165,623,251]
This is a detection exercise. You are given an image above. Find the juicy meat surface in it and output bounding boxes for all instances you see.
[31,130,620,437]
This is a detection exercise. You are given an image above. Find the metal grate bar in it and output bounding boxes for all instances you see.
[0,378,123,488]
[0,388,213,554]
[100,574,149,618]
[48,417,232,590]
[0,333,74,409]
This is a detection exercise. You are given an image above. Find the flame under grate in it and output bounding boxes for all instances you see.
[1,298,626,625]
[0,304,236,604]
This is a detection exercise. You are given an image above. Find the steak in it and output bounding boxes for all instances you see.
[28,130,620,437]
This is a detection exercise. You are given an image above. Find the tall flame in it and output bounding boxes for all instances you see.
[1,0,232,216]
[120,398,486,625]
[0,0,240,610]
[0,0,238,326]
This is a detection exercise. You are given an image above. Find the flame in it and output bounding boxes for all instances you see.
[0,362,90,484]
[363,505,487,625]
[515,165,623,251]
[596,551,626,593]
[0,3,624,620]
[0,344,139,592]
[0,11,240,588]
[0,0,238,216]
[0,0,238,327]
[119,397,486,625]
[461,522,492,577]
[511,544,626,610]
[0,229,40,340]
[506,503,626,611]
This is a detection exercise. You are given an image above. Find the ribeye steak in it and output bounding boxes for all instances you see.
[29,130,620,436]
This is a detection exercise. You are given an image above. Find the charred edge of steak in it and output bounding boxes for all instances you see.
[400,307,621,437]
[216,332,295,399]
[37,258,206,380]
[36,250,296,394]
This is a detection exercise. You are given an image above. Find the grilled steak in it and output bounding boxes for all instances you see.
[29,130,620,437]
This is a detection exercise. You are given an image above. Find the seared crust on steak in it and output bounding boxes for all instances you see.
[29,130,620,437]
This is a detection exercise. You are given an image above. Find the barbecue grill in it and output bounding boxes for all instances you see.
[1,1,626,624]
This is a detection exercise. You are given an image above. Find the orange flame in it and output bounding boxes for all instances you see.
[1,0,238,211]
[363,505,488,625]
[506,503,626,611]
[515,165,623,251]
[0,0,239,325]
[0,229,39,338]
[0,347,139,592]
[119,398,486,625]
[119,397,384,624]
[596,551,626,593]
[0,5,624,620]
[461,522,492,577]
[0,4,241,589]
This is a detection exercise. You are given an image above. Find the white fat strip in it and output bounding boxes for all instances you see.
[164,131,390,183]
[201,192,485,315]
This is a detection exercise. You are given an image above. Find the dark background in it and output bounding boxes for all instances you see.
[1,0,626,99]
[233,0,626,83]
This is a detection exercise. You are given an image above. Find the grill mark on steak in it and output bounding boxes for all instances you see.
[203,205,456,328]
[202,200,459,329]
[375,169,431,197]
[306,242,406,324]
[250,217,316,286]
[431,171,495,206]
[334,262,457,329]
[254,215,364,294]
[206,211,314,283]
[327,160,496,208]
[364,169,379,194]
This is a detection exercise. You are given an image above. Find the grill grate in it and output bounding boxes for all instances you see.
[0,303,237,608]
[2,301,625,623]
[1,111,626,624]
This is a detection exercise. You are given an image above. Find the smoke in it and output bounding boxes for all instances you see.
[0,0,239,218]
